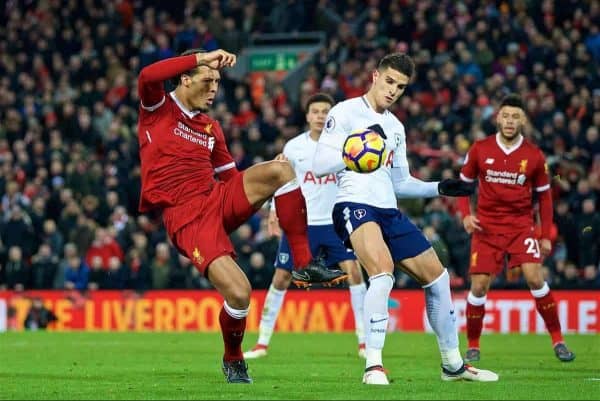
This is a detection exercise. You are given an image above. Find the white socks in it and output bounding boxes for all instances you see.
[363,273,394,368]
[224,300,249,319]
[423,269,463,371]
[257,284,287,346]
[349,282,367,345]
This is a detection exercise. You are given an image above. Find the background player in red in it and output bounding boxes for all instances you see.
[137,49,346,383]
[457,94,575,363]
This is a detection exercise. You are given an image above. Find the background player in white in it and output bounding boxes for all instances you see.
[244,93,367,359]
[312,53,499,385]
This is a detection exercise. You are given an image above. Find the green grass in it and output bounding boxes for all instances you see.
[0,332,598,400]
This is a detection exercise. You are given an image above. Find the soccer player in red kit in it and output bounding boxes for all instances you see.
[458,94,575,363]
[137,49,347,383]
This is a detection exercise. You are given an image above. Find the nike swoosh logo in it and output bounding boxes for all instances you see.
[369,317,389,324]
[450,310,455,315]
[292,271,310,280]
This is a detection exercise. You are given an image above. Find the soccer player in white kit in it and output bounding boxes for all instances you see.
[312,53,499,384]
[244,93,367,360]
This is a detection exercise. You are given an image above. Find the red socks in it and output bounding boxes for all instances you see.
[534,292,564,345]
[466,302,485,349]
[219,306,246,362]
[274,187,312,267]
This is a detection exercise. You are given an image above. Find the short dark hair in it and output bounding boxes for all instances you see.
[305,92,335,111]
[171,48,206,87]
[499,93,525,110]
[377,53,415,78]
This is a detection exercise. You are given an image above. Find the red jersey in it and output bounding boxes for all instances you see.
[137,55,238,234]
[459,134,552,234]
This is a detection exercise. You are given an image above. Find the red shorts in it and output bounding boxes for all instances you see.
[469,226,542,275]
[170,171,258,275]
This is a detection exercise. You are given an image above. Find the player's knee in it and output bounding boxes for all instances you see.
[526,277,545,291]
[470,283,488,298]
[226,284,251,309]
[267,160,295,186]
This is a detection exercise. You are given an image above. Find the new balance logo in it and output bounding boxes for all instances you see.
[485,158,494,164]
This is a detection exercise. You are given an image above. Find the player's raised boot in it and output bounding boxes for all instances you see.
[554,343,575,362]
[441,364,499,382]
[291,258,348,288]
[222,359,253,383]
[243,344,268,359]
[362,365,389,385]
[464,348,480,362]
[358,343,366,359]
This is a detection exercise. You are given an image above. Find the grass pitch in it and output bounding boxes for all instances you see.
[0,331,598,400]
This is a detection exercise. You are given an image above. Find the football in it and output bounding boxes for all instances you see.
[342,128,387,173]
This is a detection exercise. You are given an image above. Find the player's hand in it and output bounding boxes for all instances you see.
[438,178,476,197]
[196,49,236,69]
[367,123,387,139]
[463,215,482,234]
[540,238,552,257]
[267,210,282,237]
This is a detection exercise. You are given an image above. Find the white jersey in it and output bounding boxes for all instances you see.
[284,131,339,225]
[317,96,408,209]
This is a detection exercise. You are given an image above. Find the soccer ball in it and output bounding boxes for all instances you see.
[342,128,387,173]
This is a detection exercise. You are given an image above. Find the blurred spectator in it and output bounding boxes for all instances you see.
[64,254,90,291]
[24,298,57,331]
[30,244,58,289]
[151,242,172,289]
[126,248,151,292]
[4,246,30,291]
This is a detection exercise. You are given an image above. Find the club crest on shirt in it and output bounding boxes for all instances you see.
[470,251,478,267]
[192,247,204,265]
[354,209,367,220]
[519,159,528,172]
[279,253,289,264]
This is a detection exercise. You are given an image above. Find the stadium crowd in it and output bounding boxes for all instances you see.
[0,0,599,292]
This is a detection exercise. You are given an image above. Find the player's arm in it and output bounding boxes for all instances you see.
[138,50,236,111]
[211,122,239,181]
[313,107,347,177]
[534,152,553,255]
[457,143,481,233]
[390,157,439,198]
[390,136,474,199]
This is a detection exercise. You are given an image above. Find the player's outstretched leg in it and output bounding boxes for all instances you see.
[423,269,499,382]
[291,257,348,287]
[273,181,347,287]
